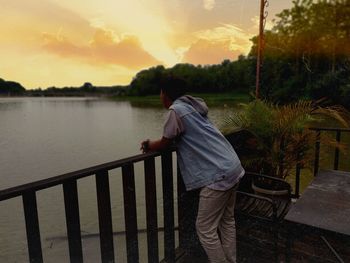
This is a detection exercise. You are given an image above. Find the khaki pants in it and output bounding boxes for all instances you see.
[196,184,238,263]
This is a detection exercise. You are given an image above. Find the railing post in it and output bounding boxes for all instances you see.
[96,170,115,263]
[314,130,321,177]
[63,179,83,263]
[144,157,159,263]
[334,130,341,170]
[23,191,43,263]
[295,152,301,199]
[161,151,175,262]
[177,166,186,249]
[122,163,139,263]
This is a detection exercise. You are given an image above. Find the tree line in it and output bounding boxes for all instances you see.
[26,82,127,97]
[127,57,254,96]
[0,81,127,97]
[254,0,350,106]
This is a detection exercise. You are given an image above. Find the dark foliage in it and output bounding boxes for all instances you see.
[127,59,256,96]
[249,0,350,106]
[0,78,25,95]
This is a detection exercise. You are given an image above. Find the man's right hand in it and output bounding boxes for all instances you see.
[140,140,150,153]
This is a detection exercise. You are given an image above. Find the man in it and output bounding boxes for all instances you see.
[141,75,244,263]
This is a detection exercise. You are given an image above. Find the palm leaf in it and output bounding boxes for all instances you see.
[223,99,350,179]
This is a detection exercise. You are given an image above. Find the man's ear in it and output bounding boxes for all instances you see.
[161,91,173,109]
[165,95,173,108]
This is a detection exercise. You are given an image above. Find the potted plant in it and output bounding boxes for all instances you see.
[223,99,350,197]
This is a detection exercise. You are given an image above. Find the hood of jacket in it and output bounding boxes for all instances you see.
[176,95,208,116]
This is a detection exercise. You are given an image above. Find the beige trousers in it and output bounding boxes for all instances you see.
[196,184,238,263]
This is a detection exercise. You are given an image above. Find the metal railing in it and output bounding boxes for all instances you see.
[311,127,350,176]
[293,127,350,198]
[2,128,349,262]
[0,150,184,263]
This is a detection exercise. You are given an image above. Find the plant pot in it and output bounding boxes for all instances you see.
[252,177,290,199]
[252,181,289,196]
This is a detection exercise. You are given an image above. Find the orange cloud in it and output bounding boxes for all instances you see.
[193,24,253,53]
[181,24,252,65]
[182,39,242,65]
[42,33,90,58]
[42,29,161,69]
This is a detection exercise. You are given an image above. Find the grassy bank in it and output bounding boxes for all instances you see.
[111,91,251,107]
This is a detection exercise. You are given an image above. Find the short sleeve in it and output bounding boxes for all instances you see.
[163,110,184,139]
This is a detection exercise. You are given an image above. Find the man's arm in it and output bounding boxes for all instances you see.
[141,137,173,153]
[141,109,182,153]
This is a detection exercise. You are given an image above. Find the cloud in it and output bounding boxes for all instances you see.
[0,0,94,43]
[203,0,216,11]
[182,24,253,64]
[42,33,90,58]
[42,29,161,69]
[194,24,253,50]
[182,39,242,65]
[1,0,162,69]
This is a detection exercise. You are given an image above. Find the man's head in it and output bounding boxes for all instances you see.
[159,74,187,108]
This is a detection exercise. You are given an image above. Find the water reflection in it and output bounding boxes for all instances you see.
[0,98,24,111]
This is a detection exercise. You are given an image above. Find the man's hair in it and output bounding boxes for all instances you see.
[159,74,187,101]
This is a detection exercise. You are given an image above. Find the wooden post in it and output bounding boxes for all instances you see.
[256,0,268,99]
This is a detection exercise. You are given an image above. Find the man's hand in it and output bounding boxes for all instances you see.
[140,140,150,153]
[140,137,172,153]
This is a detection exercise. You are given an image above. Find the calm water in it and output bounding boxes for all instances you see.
[0,97,237,262]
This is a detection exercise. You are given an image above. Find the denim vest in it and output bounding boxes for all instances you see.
[170,99,243,190]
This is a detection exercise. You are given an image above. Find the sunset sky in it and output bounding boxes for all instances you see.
[0,0,292,89]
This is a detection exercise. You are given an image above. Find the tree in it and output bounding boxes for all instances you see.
[0,78,26,95]
[249,0,350,106]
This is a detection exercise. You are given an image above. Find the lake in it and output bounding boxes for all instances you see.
[0,97,237,262]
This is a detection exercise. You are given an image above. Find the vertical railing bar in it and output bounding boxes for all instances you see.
[96,170,115,263]
[295,154,301,199]
[279,138,285,179]
[63,179,83,263]
[144,157,159,263]
[122,163,139,263]
[177,166,186,248]
[22,191,43,263]
[161,152,175,262]
[334,130,341,170]
[314,130,321,177]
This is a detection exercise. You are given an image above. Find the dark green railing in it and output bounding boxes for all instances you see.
[2,128,349,262]
[293,127,350,198]
[0,150,184,263]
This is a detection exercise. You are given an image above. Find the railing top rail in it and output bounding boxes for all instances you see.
[0,150,174,202]
[309,127,350,132]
